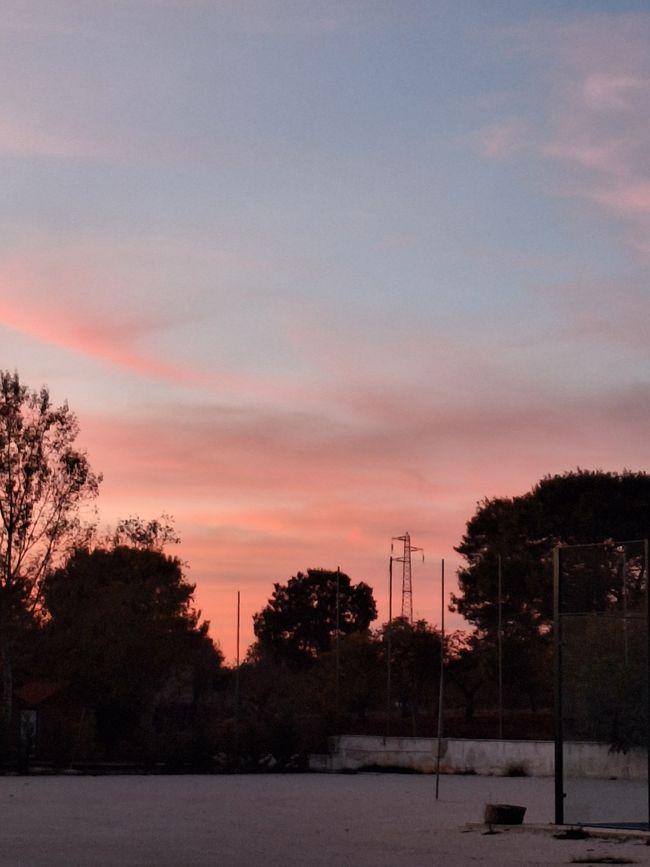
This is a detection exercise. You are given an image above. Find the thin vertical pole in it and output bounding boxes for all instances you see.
[335,566,340,731]
[622,547,629,667]
[554,546,564,825]
[385,556,393,741]
[234,590,240,767]
[236,591,241,667]
[643,539,650,830]
[435,558,445,800]
[498,554,503,740]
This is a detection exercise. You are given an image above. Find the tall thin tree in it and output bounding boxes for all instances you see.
[0,371,101,724]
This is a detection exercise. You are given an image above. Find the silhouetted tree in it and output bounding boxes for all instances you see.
[381,617,442,730]
[314,630,382,723]
[446,629,551,722]
[335,631,382,721]
[110,514,179,550]
[0,371,101,725]
[451,470,650,723]
[231,657,308,769]
[42,545,221,754]
[445,633,487,724]
[453,469,650,636]
[252,568,377,668]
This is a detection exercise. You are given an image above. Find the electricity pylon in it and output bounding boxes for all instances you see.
[391,531,424,623]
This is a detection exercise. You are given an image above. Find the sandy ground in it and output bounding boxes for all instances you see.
[0,773,648,866]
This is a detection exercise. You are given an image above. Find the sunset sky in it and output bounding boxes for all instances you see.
[3,1,650,660]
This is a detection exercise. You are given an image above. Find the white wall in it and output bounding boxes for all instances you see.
[310,735,648,780]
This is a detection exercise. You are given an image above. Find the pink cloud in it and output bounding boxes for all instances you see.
[476,120,527,159]
[75,374,650,660]
[0,118,82,158]
[198,0,396,37]
[83,381,648,530]
[583,73,647,111]
[594,183,650,215]
[0,112,147,162]
[0,284,203,385]
[4,0,388,38]
[491,14,650,259]
[542,140,626,175]
[545,276,650,357]
[0,110,276,168]
[0,252,311,400]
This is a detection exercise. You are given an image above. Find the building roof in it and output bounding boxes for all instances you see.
[14,681,65,706]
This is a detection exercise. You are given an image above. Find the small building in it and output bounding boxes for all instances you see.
[14,681,93,766]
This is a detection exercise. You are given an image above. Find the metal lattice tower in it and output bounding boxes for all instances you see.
[391,531,424,623]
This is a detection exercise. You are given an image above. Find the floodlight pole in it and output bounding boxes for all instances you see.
[498,554,503,740]
[622,547,629,667]
[435,558,445,800]
[553,546,564,825]
[385,556,393,741]
[646,539,650,832]
[335,566,340,731]
[234,590,241,767]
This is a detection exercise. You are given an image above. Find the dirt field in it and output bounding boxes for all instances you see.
[0,773,647,866]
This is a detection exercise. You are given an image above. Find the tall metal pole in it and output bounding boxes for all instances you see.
[645,539,650,832]
[236,590,241,667]
[335,566,340,731]
[622,547,629,667]
[435,558,445,800]
[385,556,393,741]
[498,554,503,740]
[234,590,240,767]
[554,546,564,825]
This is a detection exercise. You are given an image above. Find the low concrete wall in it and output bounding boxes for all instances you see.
[309,735,648,780]
[564,740,647,780]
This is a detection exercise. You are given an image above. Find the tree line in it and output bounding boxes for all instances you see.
[0,371,221,767]
[237,470,650,758]
[1,369,647,768]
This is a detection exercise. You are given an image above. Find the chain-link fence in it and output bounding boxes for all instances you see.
[555,540,649,827]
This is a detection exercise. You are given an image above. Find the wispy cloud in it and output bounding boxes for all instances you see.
[475,120,528,159]
[496,13,650,259]
[0,295,195,383]
[84,379,645,513]
[2,0,390,34]
[0,253,219,385]
[582,73,647,112]
[0,118,98,159]
[0,243,316,398]
[5,3,650,659]
[544,276,650,358]
[84,374,650,653]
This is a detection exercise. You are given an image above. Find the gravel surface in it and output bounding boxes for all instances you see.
[0,773,647,866]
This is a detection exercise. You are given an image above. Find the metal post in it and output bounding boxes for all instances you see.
[554,546,564,825]
[643,539,650,830]
[498,554,503,740]
[335,566,340,731]
[622,547,629,667]
[435,559,445,800]
[234,590,240,768]
[385,556,393,741]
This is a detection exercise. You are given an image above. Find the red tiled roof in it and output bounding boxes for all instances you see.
[14,681,65,706]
